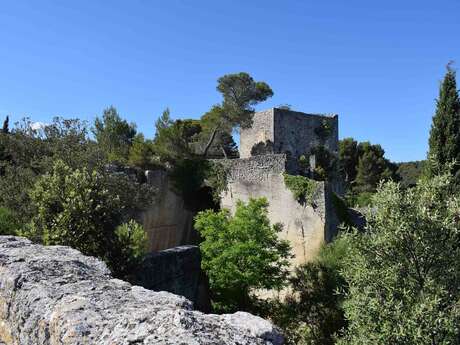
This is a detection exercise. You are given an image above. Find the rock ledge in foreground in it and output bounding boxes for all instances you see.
[0,236,283,345]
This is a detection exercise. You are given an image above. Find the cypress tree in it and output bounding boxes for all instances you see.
[428,63,460,175]
[1,116,8,134]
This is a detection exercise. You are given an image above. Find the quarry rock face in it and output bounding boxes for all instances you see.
[134,245,211,312]
[0,236,283,345]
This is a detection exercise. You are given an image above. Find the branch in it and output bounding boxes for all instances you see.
[202,126,219,158]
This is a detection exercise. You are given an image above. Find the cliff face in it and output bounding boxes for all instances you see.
[134,245,211,312]
[219,155,339,266]
[0,236,283,345]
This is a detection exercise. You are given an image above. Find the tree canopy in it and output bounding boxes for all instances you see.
[200,73,273,157]
[338,172,460,344]
[93,106,137,163]
[427,63,460,178]
[195,197,291,312]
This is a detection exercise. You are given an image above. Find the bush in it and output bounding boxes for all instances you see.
[283,173,318,205]
[114,220,148,280]
[270,236,350,345]
[0,207,19,235]
[195,198,291,313]
[338,174,460,344]
[25,160,151,280]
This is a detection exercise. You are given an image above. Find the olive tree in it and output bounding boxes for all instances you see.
[338,172,460,344]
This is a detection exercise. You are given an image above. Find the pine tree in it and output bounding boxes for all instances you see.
[428,63,460,175]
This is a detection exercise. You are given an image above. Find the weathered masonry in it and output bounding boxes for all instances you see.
[220,108,341,266]
[239,107,338,160]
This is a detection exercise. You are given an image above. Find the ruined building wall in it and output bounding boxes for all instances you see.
[240,108,338,159]
[240,109,274,158]
[219,155,337,265]
[273,109,338,157]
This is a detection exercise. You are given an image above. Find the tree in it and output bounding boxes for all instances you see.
[153,108,201,163]
[338,172,460,344]
[339,137,359,185]
[0,117,105,228]
[93,106,136,163]
[396,160,425,188]
[354,142,397,193]
[128,133,156,170]
[427,63,460,177]
[194,198,291,312]
[2,116,9,134]
[204,131,239,159]
[0,207,19,235]
[200,73,273,157]
[26,160,152,279]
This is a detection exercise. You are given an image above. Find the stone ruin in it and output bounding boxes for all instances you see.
[240,107,338,160]
[135,108,343,303]
[220,108,341,265]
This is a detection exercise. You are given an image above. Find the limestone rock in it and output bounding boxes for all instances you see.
[0,236,283,345]
[134,245,211,312]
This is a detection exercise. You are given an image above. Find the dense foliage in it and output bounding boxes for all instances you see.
[338,138,398,205]
[25,160,152,279]
[195,198,291,312]
[270,237,349,345]
[396,160,425,188]
[338,173,460,344]
[0,207,19,235]
[94,106,137,164]
[283,173,319,205]
[427,63,460,179]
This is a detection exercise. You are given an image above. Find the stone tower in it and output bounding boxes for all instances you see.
[240,108,338,160]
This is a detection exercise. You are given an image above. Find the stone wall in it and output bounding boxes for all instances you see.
[141,170,198,252]
[240,108,339,159]
[240,109,274,159]
[273,108,338,157]
[134,245,211,312]
[0,236,284,345]
[219,155,337,266]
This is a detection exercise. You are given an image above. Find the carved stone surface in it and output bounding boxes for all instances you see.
[134,245,211,312]
[0,236,283,345]
[142,169,197,252]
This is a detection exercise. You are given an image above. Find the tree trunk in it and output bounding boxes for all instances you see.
[202,126,219,158]
[221,145,228,159]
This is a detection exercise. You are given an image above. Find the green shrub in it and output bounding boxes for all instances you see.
[270,236,350,345]
[338,174,460,344]
[195,198,291,313]
[283,173,318,205]
[26,160,151,280]
[331,193,352,226]
[0,207,19,235]
[114,220,148,279]
[205,161,229,202]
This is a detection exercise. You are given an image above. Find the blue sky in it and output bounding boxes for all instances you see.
[0,1,459,162]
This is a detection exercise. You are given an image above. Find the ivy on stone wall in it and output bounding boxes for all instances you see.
[283,173,318,205]
[206,161,229,203]
[314,119,333,142]
[250,140,274,156]
[169,158,229,209]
